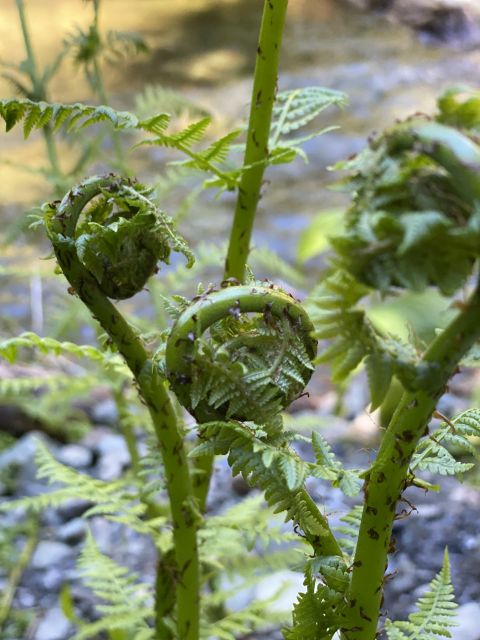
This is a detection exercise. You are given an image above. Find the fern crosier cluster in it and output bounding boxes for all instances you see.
[44,174,193,300]
[165,282,317,423]
[333,91,480,295]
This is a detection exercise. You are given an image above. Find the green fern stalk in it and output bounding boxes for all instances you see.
[45,175,200,640]
[15,0,64,188]
[196,0,289,512]
[224,0,288,281]
[343,277,480,639]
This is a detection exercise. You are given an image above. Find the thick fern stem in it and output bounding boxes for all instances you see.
[342,278,480,640]
[46,175,200,640]
[224,0,288,281]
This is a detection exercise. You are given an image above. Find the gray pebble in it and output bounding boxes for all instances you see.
[34,607,71,640]
[31,541,72,570]
[57,444,93,469]
[90,398,118,425]
[451,602,480,640]
[57,518,87,545]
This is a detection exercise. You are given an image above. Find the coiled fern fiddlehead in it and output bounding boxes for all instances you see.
[166,282,317,423]
[44,174,199,640]
[165,282,344,561]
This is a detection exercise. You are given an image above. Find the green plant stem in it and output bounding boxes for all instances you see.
[194,1,288,508]
[224,0,288,281]
[0,519,38,633]
[342,278,480,640]
[48,176,200,640]
[16,0,63,186]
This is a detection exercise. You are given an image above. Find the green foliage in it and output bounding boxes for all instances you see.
[191,417,340,540]
[283,567,346,639]
[331,91,480,296]
[411,408,480,477]
[307,269,437,408]
[44,174,194,300]
[0,98,138,135]
[72,533,153,640]
[385,550,457,640]
[269,87,347,164]
[311,432,362,496]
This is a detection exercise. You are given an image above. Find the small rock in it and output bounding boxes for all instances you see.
[57,518,87,545]
[41,567,64,591]
[97,453,125,481]
[34,607,71,640]
[57,444,93,469]
[95,433,130,480]
[0,432,44,471]
[31,541,71,570]
[90,398,118,425]
[451,602,480,640]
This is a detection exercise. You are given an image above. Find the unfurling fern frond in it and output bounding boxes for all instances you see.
[331,91,480,296]
[0,98,138,135]
[410,408,480,477]
[165,281,316,423]
[385,550,457,640]
[307,269,438,408]
[44,174,193,300]
[72,532,153,640]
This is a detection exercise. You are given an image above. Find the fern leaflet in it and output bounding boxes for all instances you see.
[385,550,457,639]
[72,532,153,640]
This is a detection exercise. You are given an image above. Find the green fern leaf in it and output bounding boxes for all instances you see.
[0,98,139,136]
[385,549,457,640]
[271,87,347,138]
[72,532,153,640]
[411,408,480,476]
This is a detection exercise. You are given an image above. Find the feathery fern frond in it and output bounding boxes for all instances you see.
[307,269,436,407]
[410,408,480,477]
[0,442,166,537]
[191,419,333,541]
[0,98,138,136]
[201,597,286,640]
[271,87,347,139]
[0,332,129,377]
[72,532,153,640]
[385,550,457,640]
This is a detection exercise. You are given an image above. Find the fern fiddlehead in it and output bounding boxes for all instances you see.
[44,174,199,640]
[166,282,345,563]
[166,282,317,423]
